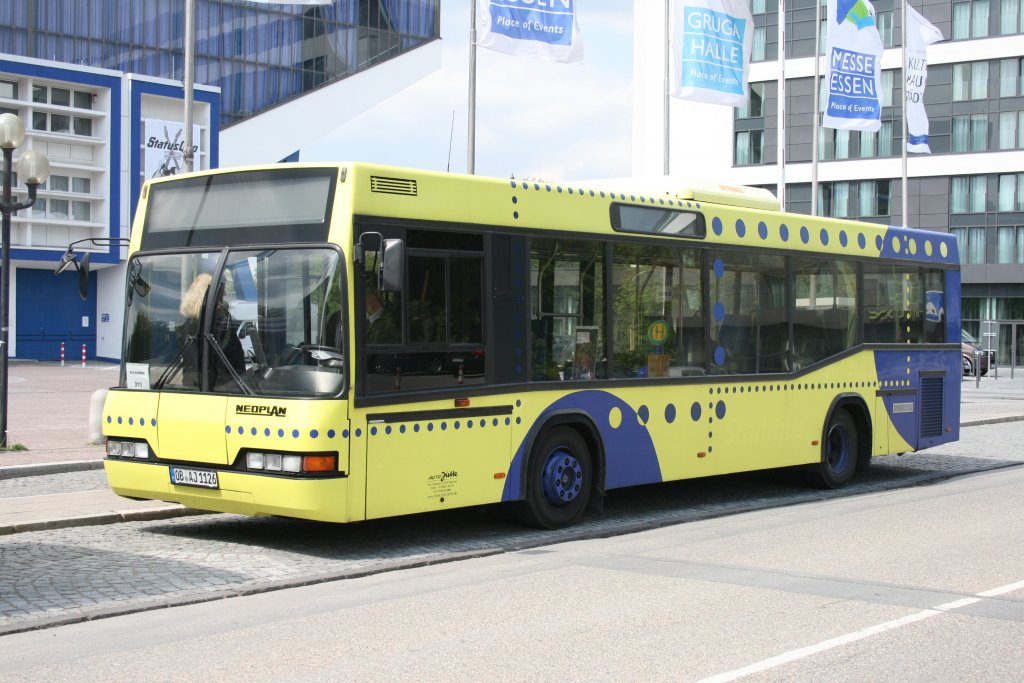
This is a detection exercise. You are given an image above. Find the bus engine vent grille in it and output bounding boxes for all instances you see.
[370,176,418,196]
[919,376,944,438]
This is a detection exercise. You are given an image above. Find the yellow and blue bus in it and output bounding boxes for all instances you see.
[101,162,961,529]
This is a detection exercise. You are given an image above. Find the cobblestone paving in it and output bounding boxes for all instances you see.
[0,470,107,499]
[1,422,1021,636]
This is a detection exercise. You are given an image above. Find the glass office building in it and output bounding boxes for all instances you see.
[635,0,1024,367]
[0,0,440,126]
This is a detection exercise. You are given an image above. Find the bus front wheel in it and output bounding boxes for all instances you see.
[515,426,592,529]
[807,410,858,489]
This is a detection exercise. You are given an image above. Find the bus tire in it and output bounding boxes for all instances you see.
[807,409,858,489]
[515,426,592,529]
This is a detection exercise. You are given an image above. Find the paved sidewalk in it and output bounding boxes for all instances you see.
[1,362,1023,535]
[0,361,185,533]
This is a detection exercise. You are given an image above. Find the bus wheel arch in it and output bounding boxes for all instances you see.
[514,414,605,529]
[807,396,870,488]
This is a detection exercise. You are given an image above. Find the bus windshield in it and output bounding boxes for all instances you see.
[122,247,345,397]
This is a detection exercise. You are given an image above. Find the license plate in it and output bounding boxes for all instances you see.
[169,466,219,489]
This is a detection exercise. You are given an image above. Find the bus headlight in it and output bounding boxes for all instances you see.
[106,439,151,460]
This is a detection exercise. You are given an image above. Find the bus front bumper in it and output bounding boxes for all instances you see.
[103,459,353,523]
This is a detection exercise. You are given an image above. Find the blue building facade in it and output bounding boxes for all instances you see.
[0,0,440,361]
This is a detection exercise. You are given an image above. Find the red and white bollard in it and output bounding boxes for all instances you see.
[60,342,65,367]
[81,344,86,368]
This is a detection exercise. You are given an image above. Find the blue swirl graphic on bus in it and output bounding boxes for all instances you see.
[502,390,662,502]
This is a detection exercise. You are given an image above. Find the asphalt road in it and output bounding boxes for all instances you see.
[0,448,1021,681]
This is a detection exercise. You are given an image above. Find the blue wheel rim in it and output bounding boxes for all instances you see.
[541,447,583,507]
[826,423,851,473]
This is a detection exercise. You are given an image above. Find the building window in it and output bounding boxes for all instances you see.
[954,62,990,101]
[819,182,851,218]
[0,80,16,99]
[1001,58,1023,96]
[72,177,91,194]
[998,173,1024,211]
[952,175,988,213]
[752,26,766,61]
[49,199,69,220]
[880,70,894,107]
[72,200,92,222]
[997,227,1016,263]
[73,117,92,136]
[1000,0,1024,33]
[735,130,764,165]
[952,227,988,264]
[32,85,46,103]
[954,0,991,39]
[877,11,895,47]
[859,180,891,217]
[999,111,1024,149]
[952,114,989,151]
[859,121,894,158]
[751,0,766,15]
[736,83,765,119]
[73,91,92,110]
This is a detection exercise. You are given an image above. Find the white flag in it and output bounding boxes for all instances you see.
[823,0,884,131]
[477,0,583,64]
[672,0,754,107]
[905,5,943,153]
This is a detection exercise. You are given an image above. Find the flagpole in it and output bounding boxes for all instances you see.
[810,0,822,216]
[183,0,195,173]
[901,0,909,227]
[664,0,671,176]
[777,0,786,209]
[468,0,477,175]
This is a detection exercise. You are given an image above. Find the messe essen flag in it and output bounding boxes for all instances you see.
[476,0,584,63]
[823,0,884,131]
[672,0,754,107]
[905,4,944,153]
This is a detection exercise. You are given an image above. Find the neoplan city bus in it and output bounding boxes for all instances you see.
[98,162,961,529]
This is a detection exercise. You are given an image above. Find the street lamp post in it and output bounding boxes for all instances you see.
[0,113,50,450]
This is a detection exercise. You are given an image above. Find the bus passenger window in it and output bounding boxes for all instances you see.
[709,253,787,375]
[530,239,605,381]
[792,258,858,369]
[610,244,704,378]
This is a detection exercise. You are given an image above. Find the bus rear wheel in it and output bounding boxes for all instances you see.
[806,409,858,489]
[515,426,592,529]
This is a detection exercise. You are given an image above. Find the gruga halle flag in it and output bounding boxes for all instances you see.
[672,0,754,107]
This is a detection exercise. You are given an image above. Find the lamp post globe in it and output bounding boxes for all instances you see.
[0,113,26,150]
[17,150,50,186]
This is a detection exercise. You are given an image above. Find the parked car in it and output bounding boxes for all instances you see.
[961,329,990,376]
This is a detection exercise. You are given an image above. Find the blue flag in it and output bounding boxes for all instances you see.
[477,0,583,63]
[672,0,754,107]
[823,0,884,131]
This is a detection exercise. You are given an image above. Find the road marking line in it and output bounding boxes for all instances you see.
[698,579,1024,683]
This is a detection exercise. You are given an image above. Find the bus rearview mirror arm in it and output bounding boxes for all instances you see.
[54,237,130,300]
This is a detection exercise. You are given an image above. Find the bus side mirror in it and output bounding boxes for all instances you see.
[78,252,91,300]
[379,239,404,293]
[54,247,91,300]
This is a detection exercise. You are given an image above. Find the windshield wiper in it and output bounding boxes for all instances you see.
[153,335,196,390]
[204,333,254,396]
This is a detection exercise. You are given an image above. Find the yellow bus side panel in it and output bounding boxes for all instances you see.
[362,403,513,520]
